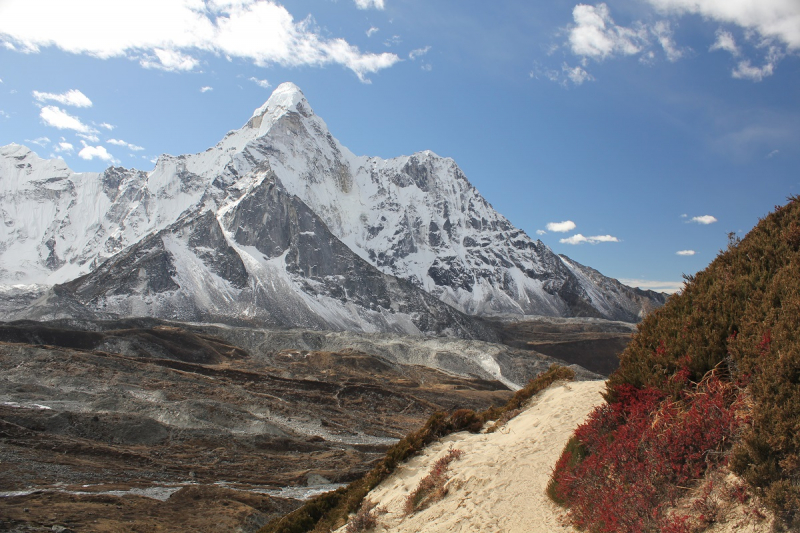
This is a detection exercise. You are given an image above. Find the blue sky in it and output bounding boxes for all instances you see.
[1,0,798,293]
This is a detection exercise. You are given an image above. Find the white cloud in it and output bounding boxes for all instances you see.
[32,89,92,107]
[569,3,647,60]
[54,141,74,153]
[25,136,50,147]
[560,233,620,244]
[384,35,402,47]
[536,229,547,235]
[421,63,432,71]
[651,20,683,62]
[619,278,685,294]
[676,249,696,256]
[646,0,800,50]
[366,26,379,37]
[107,139,144,151]
[99,122,115,131]
[546,220,577,233]
[249,77,271,88]
[710,29,740,56]
[409,46,431,60]
[78,141,115,162]
[0,110,8,118]
[354,0,384,9]
[563,63,594,85]
[77,132,100,143]
[732,58,775,81]
[140,48,199,71]
[39,106,94,133]
[767,149,779,158]
[0,0,400,82]
[200,86,213,93]
[689,215,718,224]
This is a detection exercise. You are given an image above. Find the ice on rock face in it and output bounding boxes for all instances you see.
[0,83,666,330]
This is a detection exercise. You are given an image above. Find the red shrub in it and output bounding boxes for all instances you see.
[549,374,744,533]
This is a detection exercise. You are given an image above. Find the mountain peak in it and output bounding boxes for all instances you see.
[249,82,313,124]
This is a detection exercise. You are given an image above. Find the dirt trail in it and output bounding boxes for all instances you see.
[344,380,606,533]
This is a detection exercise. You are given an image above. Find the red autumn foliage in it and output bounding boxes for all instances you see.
[549,371,744,533]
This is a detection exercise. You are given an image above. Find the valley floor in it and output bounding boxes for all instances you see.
[341,380,606,533]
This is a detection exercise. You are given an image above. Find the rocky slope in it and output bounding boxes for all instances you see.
[0,83,665,333]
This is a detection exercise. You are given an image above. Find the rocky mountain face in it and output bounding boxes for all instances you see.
[0,82,665,334]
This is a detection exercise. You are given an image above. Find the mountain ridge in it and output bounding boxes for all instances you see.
[0,82,666,333]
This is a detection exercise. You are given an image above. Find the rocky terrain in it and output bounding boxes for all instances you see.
[0,318,609,532]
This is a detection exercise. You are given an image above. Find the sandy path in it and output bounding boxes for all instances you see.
[343,380,606,533]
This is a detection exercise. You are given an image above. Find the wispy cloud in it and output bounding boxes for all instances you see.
[98,122,115,131]
[25,136,51,147]
[676,249,696,256]
[546,220,577,233]
[0,0,400,82]
[366,26,379,37]
[536,229,547,235]
[560,233,620,244]
[54,140,74,153]
[200,86,213,93]
[688,215,717,225]
[710,29,740,56]
[107,139,144,151]
[33,89,92,107]
[409,46,431,60]
[767,149,779,158]
[39,106,95,133]
[249,77,271,89]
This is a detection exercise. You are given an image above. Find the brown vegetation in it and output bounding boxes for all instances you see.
[550,196,800,530]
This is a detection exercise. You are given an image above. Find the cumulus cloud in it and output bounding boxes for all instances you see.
[0,0,400,82]
[200,86,213,93]
[676,249,696,256]
[536,229,547,235]
[40,106,94,133]
[354,0,384,9]
[546,220,577,233]
[32,89,92,107]
[569,3,647,60]
[98,122,115,131]
[78,141,115,162]
[646,0,800,50]
[560,233,620,244]
[689,215,718,225]
[249,77,271,88]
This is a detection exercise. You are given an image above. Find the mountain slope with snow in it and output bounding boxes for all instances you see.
[0,82,665,332]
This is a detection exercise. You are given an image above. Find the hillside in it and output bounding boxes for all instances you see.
[551,197,800,531]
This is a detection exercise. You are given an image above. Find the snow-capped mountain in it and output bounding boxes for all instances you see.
[0,82,665,333]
